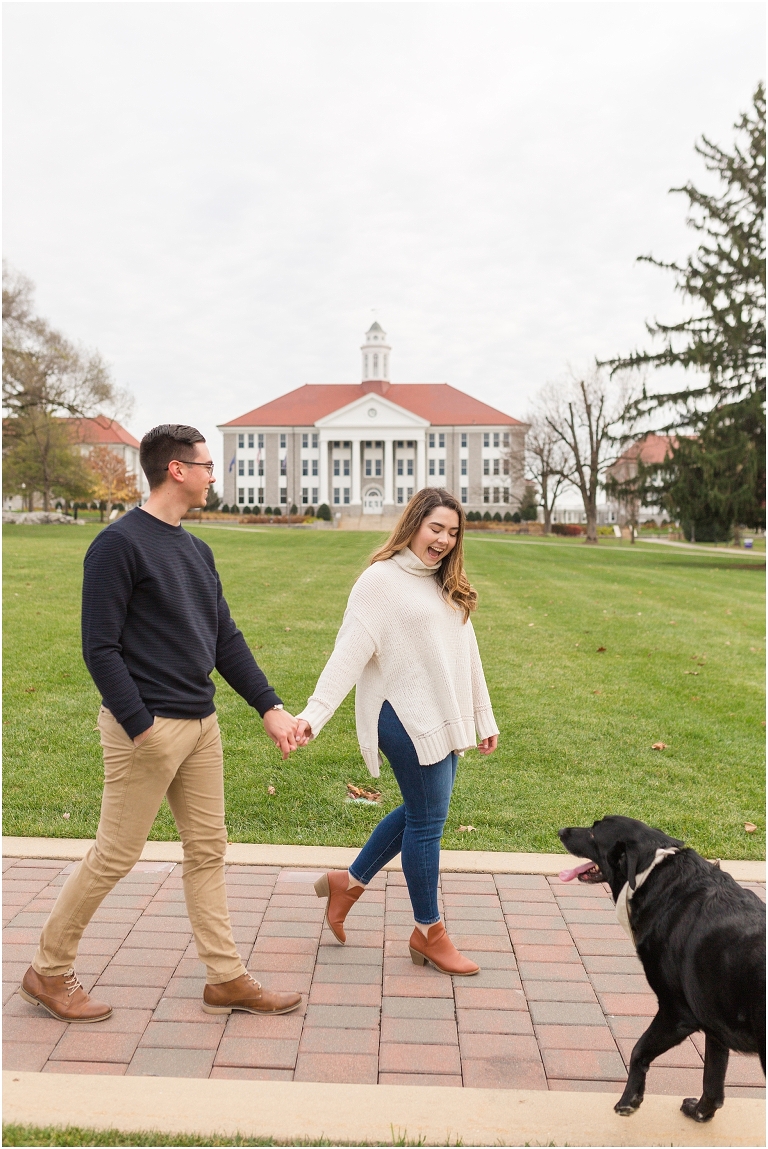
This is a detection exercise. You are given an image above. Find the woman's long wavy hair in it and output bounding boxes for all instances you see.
[370,488,477,621]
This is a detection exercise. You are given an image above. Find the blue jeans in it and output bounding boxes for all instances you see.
[349,701,458,925]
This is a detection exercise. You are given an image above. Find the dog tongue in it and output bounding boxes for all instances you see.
[559,861,596,882]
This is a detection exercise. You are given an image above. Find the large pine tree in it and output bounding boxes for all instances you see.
[607,84,765,538]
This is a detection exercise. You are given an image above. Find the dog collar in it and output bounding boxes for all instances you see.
[615,847,679,944]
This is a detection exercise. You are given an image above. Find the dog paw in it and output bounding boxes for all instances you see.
[681,1098,716,1122]
[614,1102,639,1117]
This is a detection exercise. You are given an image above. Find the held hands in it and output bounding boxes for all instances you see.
[477,734,498,756]
[263,708,300,760]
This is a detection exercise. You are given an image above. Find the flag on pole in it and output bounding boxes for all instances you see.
[228,455,236,473]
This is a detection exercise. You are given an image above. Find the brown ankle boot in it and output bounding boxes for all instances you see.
[314,871,364,944]
[408,922,480,975]
[20,966,113,1023]
[203,971,301,1015]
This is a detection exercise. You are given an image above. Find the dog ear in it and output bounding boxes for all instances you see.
[623,839,661,891]
[606,841,627,883]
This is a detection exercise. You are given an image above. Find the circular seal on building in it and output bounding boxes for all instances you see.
[367,407,377,419]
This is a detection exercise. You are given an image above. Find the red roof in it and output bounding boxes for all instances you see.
[619,434,676,465]
[220,382,523,428]
[66,416,140,449]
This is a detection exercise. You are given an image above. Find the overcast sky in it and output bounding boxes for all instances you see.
[4,2,764,479]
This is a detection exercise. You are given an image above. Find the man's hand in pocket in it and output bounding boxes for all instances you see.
[133,722,155,747]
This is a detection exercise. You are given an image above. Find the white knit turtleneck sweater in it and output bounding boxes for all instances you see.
[297,547,499,776]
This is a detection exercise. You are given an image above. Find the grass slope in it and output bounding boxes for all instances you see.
[1,1126,445,1147]
[3,524,764,860]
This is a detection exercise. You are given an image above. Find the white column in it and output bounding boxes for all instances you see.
[351,438,362,506]
[383,437,394,506]
[416,433,426,491]
[319,435,330,507]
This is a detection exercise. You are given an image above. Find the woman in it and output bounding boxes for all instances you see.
[296,488,498,975]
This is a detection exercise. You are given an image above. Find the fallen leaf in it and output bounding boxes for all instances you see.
[684,671,699,676]
[457,825,476,833]
[25,687,36,693]
[744,823,757,833]
[285,627,291,632]
[267,786,276,796]
[528,623,535,627]
[574,643,580,648]
[593,690,602,695]
[668,620,677,625]
[651,742,668,750]
[596,646,606,653]
[690,696,700,701]
[346,782,382,803]
[62,812,70,820]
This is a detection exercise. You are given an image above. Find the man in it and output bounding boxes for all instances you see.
[21,424,302,1021]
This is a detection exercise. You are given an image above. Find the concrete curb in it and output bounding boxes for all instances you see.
[3,836,764,881]
[3,1071,764,1147]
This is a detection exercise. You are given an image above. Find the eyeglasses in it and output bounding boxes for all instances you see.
[166,460,215,476]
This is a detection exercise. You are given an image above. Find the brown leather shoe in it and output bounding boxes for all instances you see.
[202,971,301,1015]
[314,871,364,944]
[20,966,113,1022]
[409,922,480,976]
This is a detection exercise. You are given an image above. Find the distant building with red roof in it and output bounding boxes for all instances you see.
[217,324,527,519]
[67,416,148,500]
[604,433,676,525]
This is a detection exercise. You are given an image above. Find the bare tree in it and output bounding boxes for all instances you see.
[524,411,568,535]
[542,370,630,544]
[2,263,129,510]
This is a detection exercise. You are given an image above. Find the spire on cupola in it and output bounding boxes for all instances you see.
[361,321,391,383]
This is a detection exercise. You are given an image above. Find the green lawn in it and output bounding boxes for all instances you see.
[3,524,765,860]
[1,1126,442,1147]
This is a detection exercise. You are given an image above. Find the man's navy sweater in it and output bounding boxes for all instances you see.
[82,508,281,739]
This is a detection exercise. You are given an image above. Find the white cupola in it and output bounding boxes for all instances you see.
[361,321,391,382]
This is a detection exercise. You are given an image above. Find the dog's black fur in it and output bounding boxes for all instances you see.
[559,815,765,1122]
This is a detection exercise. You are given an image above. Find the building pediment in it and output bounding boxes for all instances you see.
[316,393,429,431]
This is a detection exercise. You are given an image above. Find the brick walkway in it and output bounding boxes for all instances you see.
[3,857,765,1097]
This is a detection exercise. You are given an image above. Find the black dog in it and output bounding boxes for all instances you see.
[559,815,765,1122]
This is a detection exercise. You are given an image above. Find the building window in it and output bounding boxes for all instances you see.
[483,460,490,476]
[503,458,510,475]
[407,487,414,500]
[334,460,340,477]
[302,487,308,503]
[248,434,254,449]
[428,433,435,448]
[302,433,309,448]
[493,487,500,502]
[375,459,381,477]
[438,433,445,448]
[397,487,404,504]
[343,488,350,505]
[238,488,245,504]
[397,459,403,476]
[493,432,500,448]
[483,487,490,504]
[502,488,510,503]
[238,434,244,449]
[312,433,319,448]
[493,459,500,476]
[503,432,510,446]
[365,460,372,477]
[258,461,264,476]
[303,460,309,476]
[280,490,287,504]
[280,458,287,475]
[280,434,287,449]
[343,460,350,477]
[373,353,379,375]
[407,459,413,476]
[312,460,318,476]
[429,459,435,476]
[461,432,467,448]
[484,433,490,447]
[238,460,244,477]
[312,487,318,503]
[438,459,445,476]
[258,434,264,449]
[248,488,254,503]
[248,460,254,476]
[258,487,264,503]
[334,488,340,505]
[461,459,467,476]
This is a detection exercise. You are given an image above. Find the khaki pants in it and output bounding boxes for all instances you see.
[33,707,246,985]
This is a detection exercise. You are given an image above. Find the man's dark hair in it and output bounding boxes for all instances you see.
[140,424,206,490]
